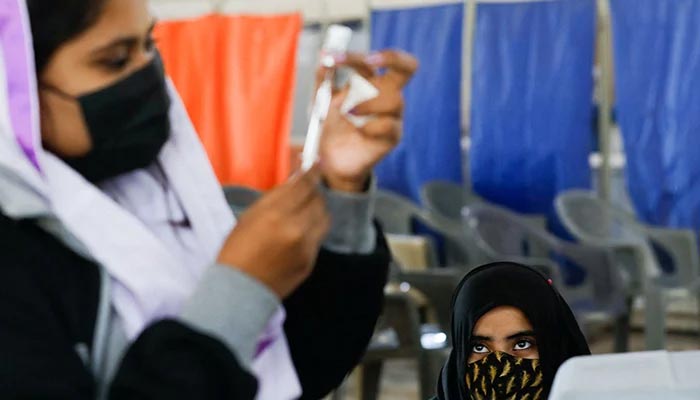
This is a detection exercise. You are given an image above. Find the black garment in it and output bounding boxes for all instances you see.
[0,212,390,399]
[436,262,590,400]
[286,238,388,400]
[109,320,258,399]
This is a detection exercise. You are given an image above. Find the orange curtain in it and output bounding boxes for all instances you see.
[155,14,302,189]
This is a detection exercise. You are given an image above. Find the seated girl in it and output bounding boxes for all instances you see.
[436,262,591,400]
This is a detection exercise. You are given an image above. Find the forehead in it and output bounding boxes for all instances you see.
[62,0,151,51]
[472,306,533,338]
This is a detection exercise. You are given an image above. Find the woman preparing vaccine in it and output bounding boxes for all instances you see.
[0,0,417,399]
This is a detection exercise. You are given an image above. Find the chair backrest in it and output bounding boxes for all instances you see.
[644,227,700,288]
[555,190,695,288]
[555,190,642,245]
[465,203,626,315]
[554,240,626,314]
[421,181,483,221]
[375,190,426,234]
[463,203,565,283]
[223,185,262,216]
[463,203,554,261]
[375,190,473,266]
[395,268,464,335]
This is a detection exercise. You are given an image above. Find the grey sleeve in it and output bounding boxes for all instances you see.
[180,264,280,366]
[322,177,377,255]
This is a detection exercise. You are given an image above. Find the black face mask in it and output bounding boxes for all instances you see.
[46,54,171,182]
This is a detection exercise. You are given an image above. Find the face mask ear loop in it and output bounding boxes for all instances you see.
[39,83,76,102]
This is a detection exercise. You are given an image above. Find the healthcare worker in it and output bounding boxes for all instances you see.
[0,0,417,399]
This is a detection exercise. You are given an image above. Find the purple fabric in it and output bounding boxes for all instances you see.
[255,338,276,357]
[254,307,285,357]
[0,0,40,169]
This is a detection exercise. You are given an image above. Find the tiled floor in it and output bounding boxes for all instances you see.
[332,307,700,400]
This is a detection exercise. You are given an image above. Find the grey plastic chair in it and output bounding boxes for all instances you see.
[375,189,474,267]
[462,203,630,352]
[394,267,465,335]
[222,185,261,217]
[374,191,480,342]
[555,190,700,350]
[421,181,548,254]
[421,180,485,221]
[360,287,449,400]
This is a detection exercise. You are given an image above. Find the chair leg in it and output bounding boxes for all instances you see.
[644,287,666,350]
[697,290,700,346]
[613,297,633,353]
[359,361,383,400]
[418,351,445,400]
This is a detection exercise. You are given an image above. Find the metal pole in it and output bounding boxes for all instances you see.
[364,0,372,43]
[596,0,614,202]
[462,0,478,192]
[320,0,331,31]
[211,0,223,13]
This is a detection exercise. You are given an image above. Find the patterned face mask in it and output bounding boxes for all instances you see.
[465,351,544,400]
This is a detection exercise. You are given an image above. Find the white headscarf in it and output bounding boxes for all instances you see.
[0,1,300,398]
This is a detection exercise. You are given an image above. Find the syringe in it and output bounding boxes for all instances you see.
[301,25,353,171]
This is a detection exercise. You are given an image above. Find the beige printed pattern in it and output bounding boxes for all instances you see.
[465,352,544,400]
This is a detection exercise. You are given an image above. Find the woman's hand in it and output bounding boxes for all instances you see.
[319,50,418,193]
[217,166,331,299]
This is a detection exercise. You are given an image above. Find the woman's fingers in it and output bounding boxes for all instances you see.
[359,117,403,144]
[335,52,377,80]
[366,50,419,89]
[279,179,329,256]
[349,91,404,117]
[320,49,418,92]
[333,51,415,118]
[272,165,322,212]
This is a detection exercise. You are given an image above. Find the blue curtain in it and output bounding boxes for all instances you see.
[470,0,595,214]
[610,0,700,229]
[371,4,464,202]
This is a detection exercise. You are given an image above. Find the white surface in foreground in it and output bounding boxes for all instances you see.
[550,350,700,400]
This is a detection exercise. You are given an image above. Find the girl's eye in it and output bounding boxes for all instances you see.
[514,340,533,351]
[472,344,490,354]
[145,35,157,52]
[101,56,130,71]
[98,46,131,72]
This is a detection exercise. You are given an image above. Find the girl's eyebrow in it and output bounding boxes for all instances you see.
[91,20,157,56]
[507,330,536,340]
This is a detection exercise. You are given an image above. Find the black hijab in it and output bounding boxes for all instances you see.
[436,262,590,400]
